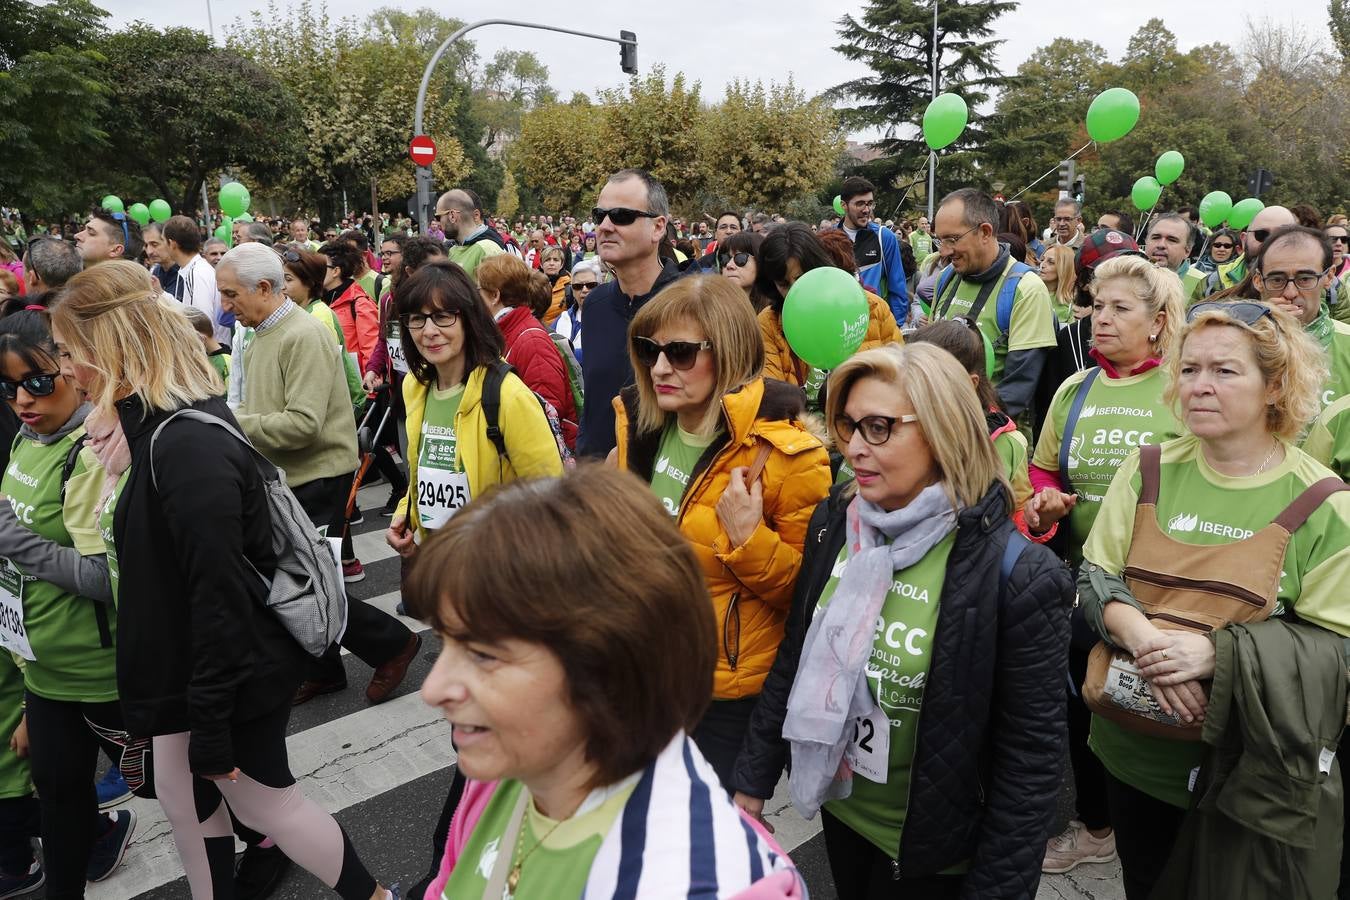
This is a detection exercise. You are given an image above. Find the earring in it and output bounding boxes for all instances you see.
[1149,334,1157,341]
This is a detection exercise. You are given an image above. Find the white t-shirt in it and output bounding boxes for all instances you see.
[176,255,229,344]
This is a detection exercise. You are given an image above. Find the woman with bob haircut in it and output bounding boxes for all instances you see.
[413,465,805,899]
[385,259,562,556]
[754,223,903,400]
[319,240,379,372]
[538,245,570,325]
[733,342,1072,899]
[51,261,395,900]
[1039,245,1078,325]
[613,275,831,788]
[1076,300,1350,900]
[717,230,771,312]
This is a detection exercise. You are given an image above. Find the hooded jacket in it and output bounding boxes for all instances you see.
[614,377,830,699]
[498,304,578,449]
[758,288,903,387]
[325,279,379,372]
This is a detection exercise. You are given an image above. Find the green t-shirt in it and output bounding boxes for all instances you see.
[356,270,378,303]
[443,778,636,900]
[100,471,128,604]
[1305,393,1350,478]
[909,231,933,257]
[207,347,230,395]
[933,259,1057,383]
[803,366,829,415]
[0,654,29,799]
[1032,367,1181,560]
[993,427,1032,510]
[448,240,504,282]
[417,384,466,530]
[1307,308,1350,409]
[1,431,116,702]
[818,533,954,856]
[649,423,715,518]
[1083,434,1350,807]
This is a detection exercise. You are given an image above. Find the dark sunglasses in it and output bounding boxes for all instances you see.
[571,281,597,293]
[1186,300,1274,325]
[632,336,711,370]
[719,251,751,268]
[1249,229,1271,244]
[1211,241,1235,250]
[0,372,60,401]
[1330,234,1350,244]
[592,207,659,227]
[833,413,919,446]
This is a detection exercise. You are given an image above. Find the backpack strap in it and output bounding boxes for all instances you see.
[482,359,512,462]
[1137,443,1163,507]
[1058,368,1101,494]
[1273,477,1349,533]
[58,433,89,504]
[999,532,1029,602]
[995,262,1033,334]
[933,265,958,318]
[745,442,773,484]
[149,408,279,491]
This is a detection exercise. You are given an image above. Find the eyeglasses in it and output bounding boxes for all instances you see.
[1186,300,1275,325]
[379,249,401,257]
[631,336,711,370]
[0,372,60,401]
[934,224,980,248]
[1249,229,1272,244]
[404,310,459,331]
[1211,241,1235,250]
[434,208,454,219]
[1329,234,1350,245]
[833,413,920,446]
[592,207,659,227]
[719,251,751,268]
[1256,268,1331,294]
[847,200,876,210]
[571,281,597,293]
[1052,216,1079,225]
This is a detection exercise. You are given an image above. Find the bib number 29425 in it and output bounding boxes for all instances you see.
[418,468,471,531]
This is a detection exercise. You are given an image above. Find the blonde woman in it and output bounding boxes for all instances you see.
[612,275,831,789]
[1078,301,1350,900]
[52,261,396,900]
[733,343,1073,899]
[539,245,570,325]
[1039,245,1078,324]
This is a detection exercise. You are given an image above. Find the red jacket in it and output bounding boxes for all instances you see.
[328,281,379,372]
[497,305,577,449]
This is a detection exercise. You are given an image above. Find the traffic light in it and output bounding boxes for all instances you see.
[619,31,638,75]
[1057,160,1076,193]
[1247,167,1274,198]
[1072,175,1086,206]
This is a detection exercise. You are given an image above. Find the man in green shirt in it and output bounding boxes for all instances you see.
[931,188,1058,418]
[435,188,503,283]
[909,215,933,257]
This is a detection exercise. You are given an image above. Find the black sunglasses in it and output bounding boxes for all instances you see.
[0,372,60,401]
[1249,229,1272,244]
[571,281,597,293]
[592,207,659,227]
[719,251,751,268]
[1186,300,1274,325]
[632,336,711,370]
[1211,241,1235,250]
[1329,234,1350,244]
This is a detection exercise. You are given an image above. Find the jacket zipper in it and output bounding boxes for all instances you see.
[1146,611,1213,632]
[1122,566,1268,608]
[723,592,741,670]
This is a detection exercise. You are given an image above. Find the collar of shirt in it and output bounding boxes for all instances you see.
[255,299,296,334]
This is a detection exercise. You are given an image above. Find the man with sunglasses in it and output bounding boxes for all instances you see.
[576,168,685,458]
[435,189,504,281]
[74,208,143,266]
[1204,205,1297,298]
[835,176,908,325]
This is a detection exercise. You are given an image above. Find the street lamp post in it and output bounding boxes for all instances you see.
[412,20,638,234]
[927,0,938,221]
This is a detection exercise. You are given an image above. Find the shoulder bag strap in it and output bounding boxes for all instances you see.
[745,442,773,484]
[58,433,90,504]
[1273,477,1350,533]
[999,532,1029,602]
[1058,367,1101,494]
[149,409,278,491]
[1137,443,1163,507]
[481,787,530,900]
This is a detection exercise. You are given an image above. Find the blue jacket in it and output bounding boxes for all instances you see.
[842,221,908,325]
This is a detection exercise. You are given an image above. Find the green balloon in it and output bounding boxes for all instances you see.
[101,195,124,214]
[833,195,845,216]
[219,182,250,218]
[149,199,172,222]
[214,222,233,248]
[781,267,870,370]
[1199,191,1233,228]
[1131,176,1163,211]
[1227,198,1265,231]
[1085,88,1141,143]
[235,212,254,223]
[1154,151,1185,186]
[127,203,150,227]
[922,92,969,151]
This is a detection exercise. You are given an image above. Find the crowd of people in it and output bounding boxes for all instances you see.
[0,165,1346,900]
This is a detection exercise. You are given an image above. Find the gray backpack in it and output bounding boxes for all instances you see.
[149,409,348,657]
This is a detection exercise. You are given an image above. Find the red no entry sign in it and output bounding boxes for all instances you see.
[409,135,437,166]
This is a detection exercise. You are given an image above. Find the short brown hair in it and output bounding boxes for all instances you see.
[528,270,551,318]
[476,253,533,307]
[405,465,715,786]
[816,229,858,274]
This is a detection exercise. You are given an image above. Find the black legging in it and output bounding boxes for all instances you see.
[24,692,155,899]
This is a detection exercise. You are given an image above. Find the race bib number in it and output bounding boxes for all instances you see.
[418,467,471,531]
[386,323,409,375]
[0,558,34,661]
[843,705,890,784]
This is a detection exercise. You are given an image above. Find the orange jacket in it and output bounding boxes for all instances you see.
[543,273,569,326]
[614,377,831,699]
[758,288,903,386]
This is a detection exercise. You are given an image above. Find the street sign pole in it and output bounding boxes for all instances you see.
[412,19,638,234]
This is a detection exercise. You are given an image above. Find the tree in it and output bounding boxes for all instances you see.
[474,49,556,152]
[514,97,603,214]
[595,68,707,209]
[1333,0,1350,67]
[701,79,843,211]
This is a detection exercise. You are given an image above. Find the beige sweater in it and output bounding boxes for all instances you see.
[235,305,358,488]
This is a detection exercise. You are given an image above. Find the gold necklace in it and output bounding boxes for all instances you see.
[1251,440,1281,476]
[505,805,563,899]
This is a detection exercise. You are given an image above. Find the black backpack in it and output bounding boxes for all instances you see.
[481,359,574,468]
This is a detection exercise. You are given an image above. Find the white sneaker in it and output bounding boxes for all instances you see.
[1042,819,1117,873]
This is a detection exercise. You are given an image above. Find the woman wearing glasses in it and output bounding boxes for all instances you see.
[385,260,563,559]
[612,275,830,788]
[1206,228,1240,270]
[1077,300,1350,900]
[732,342,1072,899]
[552,260,598,365]
[1326,220,1349,315]
[716,231,770,312]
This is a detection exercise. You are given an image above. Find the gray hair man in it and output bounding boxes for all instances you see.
[22,237,82,296]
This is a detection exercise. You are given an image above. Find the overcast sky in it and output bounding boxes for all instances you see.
[101,0,1333,122]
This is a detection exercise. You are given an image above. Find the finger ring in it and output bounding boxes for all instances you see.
[1161,650,1169,660]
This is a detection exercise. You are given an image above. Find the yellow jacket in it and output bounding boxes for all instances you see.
[395,364,564,539]
[614,377,831,699]
[758,288,903,386]
[544,273,569,326]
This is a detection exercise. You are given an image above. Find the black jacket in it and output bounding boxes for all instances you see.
[732,482,1073,898]
[113,395,304,776]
